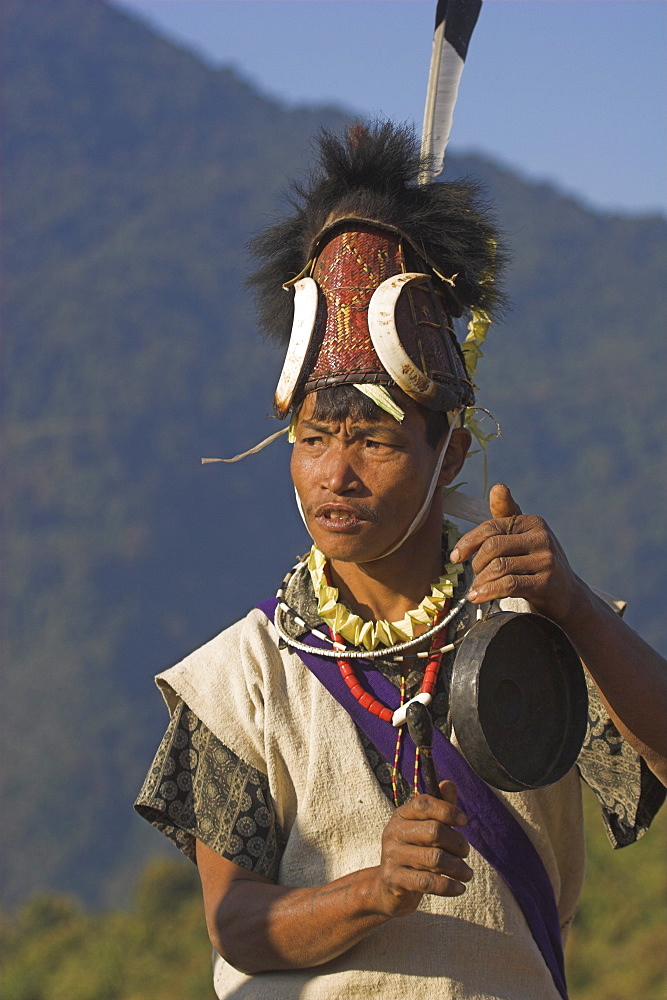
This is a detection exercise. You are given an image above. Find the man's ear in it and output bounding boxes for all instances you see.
[437,427,471,487]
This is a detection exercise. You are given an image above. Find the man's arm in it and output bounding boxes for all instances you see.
[450,484,667,786]
[196,780,471,974]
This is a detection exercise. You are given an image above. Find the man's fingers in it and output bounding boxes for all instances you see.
[468,573,536,605]
[451,520,520,565]
[438,779,458,808]
[451,511,540,566]
[403,849,474,884]
[390,868,469,898]
[379,782,475,912]
[402,787,467,827]
[382,828,474,889]
[392,818,471,858]
[488,483,522,520]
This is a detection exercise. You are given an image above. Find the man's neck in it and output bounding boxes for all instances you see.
[328,512,445,624]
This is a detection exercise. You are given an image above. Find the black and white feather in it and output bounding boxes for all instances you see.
[420,0,483,184]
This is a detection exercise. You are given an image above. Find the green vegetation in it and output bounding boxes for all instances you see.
[2,803,664,1000]
[566,788,667,1000]
[0,860,215,1000]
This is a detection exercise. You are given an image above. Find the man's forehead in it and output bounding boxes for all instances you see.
[296,394,407,432]
[299,415,400,437]
[298,388,418,420]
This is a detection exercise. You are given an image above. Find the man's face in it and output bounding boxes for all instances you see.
[290,393,456,563]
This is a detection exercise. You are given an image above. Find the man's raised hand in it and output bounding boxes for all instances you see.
[450,483,585,628]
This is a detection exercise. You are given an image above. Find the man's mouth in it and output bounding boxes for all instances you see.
[314,504,365,531]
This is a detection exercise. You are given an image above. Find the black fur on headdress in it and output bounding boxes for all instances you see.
[248,121,508,344]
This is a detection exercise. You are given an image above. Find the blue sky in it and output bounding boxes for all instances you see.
[113,0,666,216]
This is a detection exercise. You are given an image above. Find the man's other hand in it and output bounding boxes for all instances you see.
[374,780,472,918]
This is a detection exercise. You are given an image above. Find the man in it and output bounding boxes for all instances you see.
[136,125,666,999]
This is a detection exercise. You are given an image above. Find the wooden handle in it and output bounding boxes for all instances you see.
[406,702,441,798]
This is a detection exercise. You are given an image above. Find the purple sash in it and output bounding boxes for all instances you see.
[259,597,568,999]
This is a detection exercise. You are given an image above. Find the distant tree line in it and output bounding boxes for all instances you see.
[2,793,665,1000]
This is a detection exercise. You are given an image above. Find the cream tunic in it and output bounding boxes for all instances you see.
[157,606,584,1000]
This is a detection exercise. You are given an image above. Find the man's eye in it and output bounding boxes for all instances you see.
[365,439,386,450]
[302,436,323,445]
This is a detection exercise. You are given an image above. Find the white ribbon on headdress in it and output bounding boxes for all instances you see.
[201,426,289,463]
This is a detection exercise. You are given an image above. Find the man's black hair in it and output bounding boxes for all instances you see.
[297,384,450,450]
[248,122,507,345]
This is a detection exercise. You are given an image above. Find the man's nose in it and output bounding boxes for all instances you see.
[322,450,362,495]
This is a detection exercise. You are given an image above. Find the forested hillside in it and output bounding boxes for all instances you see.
[2,0,665,932]
[2,794,665,1000]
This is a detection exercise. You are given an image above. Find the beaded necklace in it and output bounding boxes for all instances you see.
[331,606,452,805]
[273,547,472,805]
[274,529,468,661]
[308,544,463,651]
[331,604,452,726]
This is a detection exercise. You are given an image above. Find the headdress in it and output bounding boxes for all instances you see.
[203,0,505,502]
[241,0,503,430]
[248,122,506,426]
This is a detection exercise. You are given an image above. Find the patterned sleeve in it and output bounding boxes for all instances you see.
[577,672,666,848]
[135,700,284,878]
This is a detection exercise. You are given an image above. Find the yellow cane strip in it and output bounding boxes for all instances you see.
[391,676,407,807]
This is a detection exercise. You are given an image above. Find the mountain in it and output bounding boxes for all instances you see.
[2,0,666,908]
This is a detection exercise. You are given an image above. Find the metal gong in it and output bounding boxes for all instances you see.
[450,612,588,792]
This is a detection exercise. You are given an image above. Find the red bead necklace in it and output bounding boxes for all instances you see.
[331,601,452,726]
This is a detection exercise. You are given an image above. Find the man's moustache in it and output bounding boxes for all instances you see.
[306,502,380,523]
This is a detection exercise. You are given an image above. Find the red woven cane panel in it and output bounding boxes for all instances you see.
[301,222,472,406]
[308,226,400,381]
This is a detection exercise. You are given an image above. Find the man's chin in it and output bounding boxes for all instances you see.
[311,539,364,563]
[309,528,388,565]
